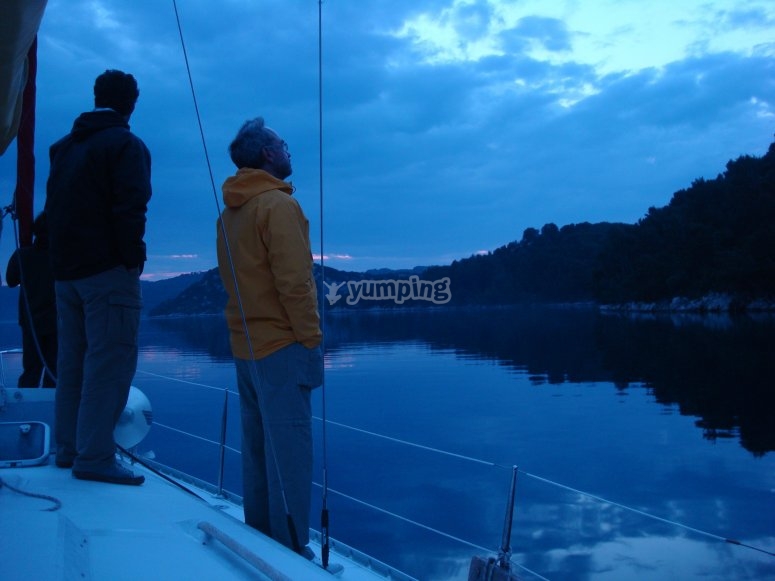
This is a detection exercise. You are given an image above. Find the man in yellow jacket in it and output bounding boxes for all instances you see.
[216,117,322,557]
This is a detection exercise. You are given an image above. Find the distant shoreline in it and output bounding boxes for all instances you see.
[600,293,775,314]
[144,295,775,319]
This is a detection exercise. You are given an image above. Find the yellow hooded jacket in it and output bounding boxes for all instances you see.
[216,168,321,360]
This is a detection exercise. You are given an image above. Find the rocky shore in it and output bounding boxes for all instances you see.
[601,293,775,313]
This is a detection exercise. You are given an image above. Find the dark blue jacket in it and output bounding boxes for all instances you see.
[45,109,152,280]
[5,243,56,334]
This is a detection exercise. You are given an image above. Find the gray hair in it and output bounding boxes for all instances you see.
[228,117,275,169]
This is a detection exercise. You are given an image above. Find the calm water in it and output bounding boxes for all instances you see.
[2,306,773,580]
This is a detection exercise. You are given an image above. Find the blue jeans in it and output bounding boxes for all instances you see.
[54,266,142,471]
[235,342,323,550]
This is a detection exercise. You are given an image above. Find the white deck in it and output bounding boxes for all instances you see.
[1,457,377,580]
[0,372,417,581]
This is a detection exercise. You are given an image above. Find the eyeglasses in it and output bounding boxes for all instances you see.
[262,139,289,161]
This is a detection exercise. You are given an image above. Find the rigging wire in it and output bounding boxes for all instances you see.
[170,0,303,553]
[311,482,552,581]
[316,0,332,570]
[152,419,239,452]
[1,209,57,387]
[519,469,775,558]
[312,415,775,559]
[136,369,240,393]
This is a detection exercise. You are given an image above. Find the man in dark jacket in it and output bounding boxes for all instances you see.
[44,69,151,486]
[5,212,57,387]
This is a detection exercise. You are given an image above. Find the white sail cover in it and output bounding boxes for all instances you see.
[0,0,47,155]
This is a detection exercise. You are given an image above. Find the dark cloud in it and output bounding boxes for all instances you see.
[451,0,495,41]
[720,6,775,28]
[1,1,773,276]
[500,16,573,54]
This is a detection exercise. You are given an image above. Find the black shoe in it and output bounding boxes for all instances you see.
[55,447,76,468]
[73,464,145,486]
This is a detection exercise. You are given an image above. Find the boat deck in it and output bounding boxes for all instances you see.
[0,450,402,580]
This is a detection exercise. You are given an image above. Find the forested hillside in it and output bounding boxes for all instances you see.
[594,140,775,303]
[425,138,775,307]
[424,221,622,304]
[148,265,428,316]
[147,138,774,314]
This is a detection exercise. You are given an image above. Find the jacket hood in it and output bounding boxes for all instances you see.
[222,168,294,208]
[70,110,130,142]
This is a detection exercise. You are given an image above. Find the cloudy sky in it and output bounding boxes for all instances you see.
[1,0,773,280]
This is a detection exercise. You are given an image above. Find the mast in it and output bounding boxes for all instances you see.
[14,37,38,247]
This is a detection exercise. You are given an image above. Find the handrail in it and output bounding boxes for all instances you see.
[197,521,295,581]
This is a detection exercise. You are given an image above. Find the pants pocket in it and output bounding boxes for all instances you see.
[296,345,323,389]
[263,346,291,387]
[107,295,142,347]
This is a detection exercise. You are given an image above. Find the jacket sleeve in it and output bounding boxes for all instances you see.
[110,136,152,269]
[261,194,322,348]
[5,250,20,287]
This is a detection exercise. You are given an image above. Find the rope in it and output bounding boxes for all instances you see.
[0,476,61,511]
[117,444,206,501]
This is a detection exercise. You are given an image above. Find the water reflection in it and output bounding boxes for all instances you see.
[304,340,774,581]
[131,310,775,581]
[145,306,775,455]
[145,316,233,362]
[3,308,772,581]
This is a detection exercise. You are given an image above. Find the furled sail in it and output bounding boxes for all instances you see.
[0,0,47,155]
